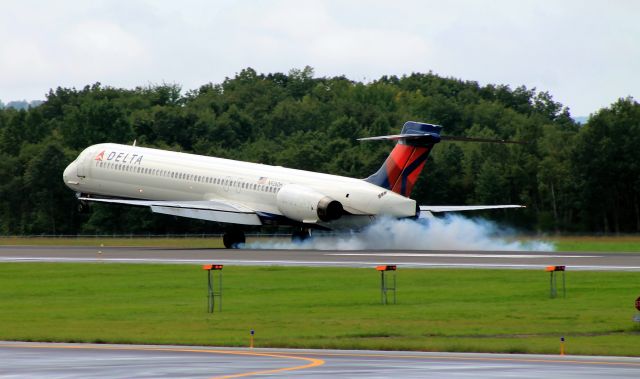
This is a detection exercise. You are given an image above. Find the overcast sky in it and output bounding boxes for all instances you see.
[1,0,637,116]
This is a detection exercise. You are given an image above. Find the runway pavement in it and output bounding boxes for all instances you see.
[2,342,640,378]
[2,249,640,377]
[1,245,640,270]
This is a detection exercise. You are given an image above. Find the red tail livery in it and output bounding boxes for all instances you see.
[363,121,442,197]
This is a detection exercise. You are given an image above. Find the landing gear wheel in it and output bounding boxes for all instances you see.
[223,230,246,249]
[291,229,311,243]
[77,201,90,214]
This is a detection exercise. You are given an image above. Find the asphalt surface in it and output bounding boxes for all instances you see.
[2,342,640,378]
[1,245,640,271]
[3,246,640,378]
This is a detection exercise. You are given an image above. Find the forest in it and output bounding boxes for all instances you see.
[1,66,639,235]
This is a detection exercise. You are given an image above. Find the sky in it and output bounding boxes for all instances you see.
[0,0,638,116]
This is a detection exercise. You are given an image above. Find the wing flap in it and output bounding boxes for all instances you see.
[79,197,262,225]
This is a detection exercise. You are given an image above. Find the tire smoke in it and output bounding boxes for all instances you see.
[244,215,554,251]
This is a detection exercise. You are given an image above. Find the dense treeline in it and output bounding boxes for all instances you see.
[1,67,639,234]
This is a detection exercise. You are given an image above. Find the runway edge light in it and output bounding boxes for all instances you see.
[376,265,397,304]
[203,264,223,313]
[633,296,640,324]
[546,265,566,299]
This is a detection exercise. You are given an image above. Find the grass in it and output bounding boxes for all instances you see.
[1,263,639,356]
[0,236,225,248]
[4,235,640,252]
[551,236,640,252]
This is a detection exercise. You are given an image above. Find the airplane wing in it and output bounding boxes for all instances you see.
[79,197,262,225]
[420,205,525,213]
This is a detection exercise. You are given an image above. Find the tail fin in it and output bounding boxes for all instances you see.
[362,121,442,197]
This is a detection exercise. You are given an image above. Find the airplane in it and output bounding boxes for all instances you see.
[62,121,524,248]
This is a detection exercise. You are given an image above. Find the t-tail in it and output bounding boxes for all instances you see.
[361,121,442,197]
[361,121,525,197]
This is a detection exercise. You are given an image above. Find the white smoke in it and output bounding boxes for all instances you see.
[244,215,554,251]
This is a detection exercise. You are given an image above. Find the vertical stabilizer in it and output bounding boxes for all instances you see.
[362,121,442,197]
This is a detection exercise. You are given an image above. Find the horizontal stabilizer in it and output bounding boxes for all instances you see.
[359,134,525,144]
[439,135,527,144]
[357,133,441,142]
[359,121,443,147]
[420,205,526,213]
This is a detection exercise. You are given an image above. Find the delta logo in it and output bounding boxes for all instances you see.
[94,150,144,165]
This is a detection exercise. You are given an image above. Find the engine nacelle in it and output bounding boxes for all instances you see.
[276,184,343,223]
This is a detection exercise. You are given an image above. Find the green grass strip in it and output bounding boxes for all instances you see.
[0,237,225,248]
[1,263,639,356]
[552,237,640,252]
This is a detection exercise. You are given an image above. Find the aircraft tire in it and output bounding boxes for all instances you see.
[223,230,245,249]
[77,201,89,214]
[291,229,311,243]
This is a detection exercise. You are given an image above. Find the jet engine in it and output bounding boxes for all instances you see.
[276,184,343,223]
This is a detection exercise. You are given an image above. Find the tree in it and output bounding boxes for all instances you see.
[573,97,640,232]
[0,68,631,234]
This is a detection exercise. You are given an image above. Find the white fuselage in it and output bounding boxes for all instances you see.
[63,143,416,228]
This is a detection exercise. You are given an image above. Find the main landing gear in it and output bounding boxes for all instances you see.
[291,228,311,243]
[223,230,246,249]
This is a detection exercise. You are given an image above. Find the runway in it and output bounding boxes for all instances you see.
[2,342,640,378]
[1,245,640,271]
[3,250,640,377]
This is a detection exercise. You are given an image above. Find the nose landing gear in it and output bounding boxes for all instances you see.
[77,200,90,214]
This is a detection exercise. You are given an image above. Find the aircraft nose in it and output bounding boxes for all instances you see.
[63,162,76,187]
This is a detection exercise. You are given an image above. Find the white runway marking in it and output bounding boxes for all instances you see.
[2,256,640,271]
[327,253,598,259]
